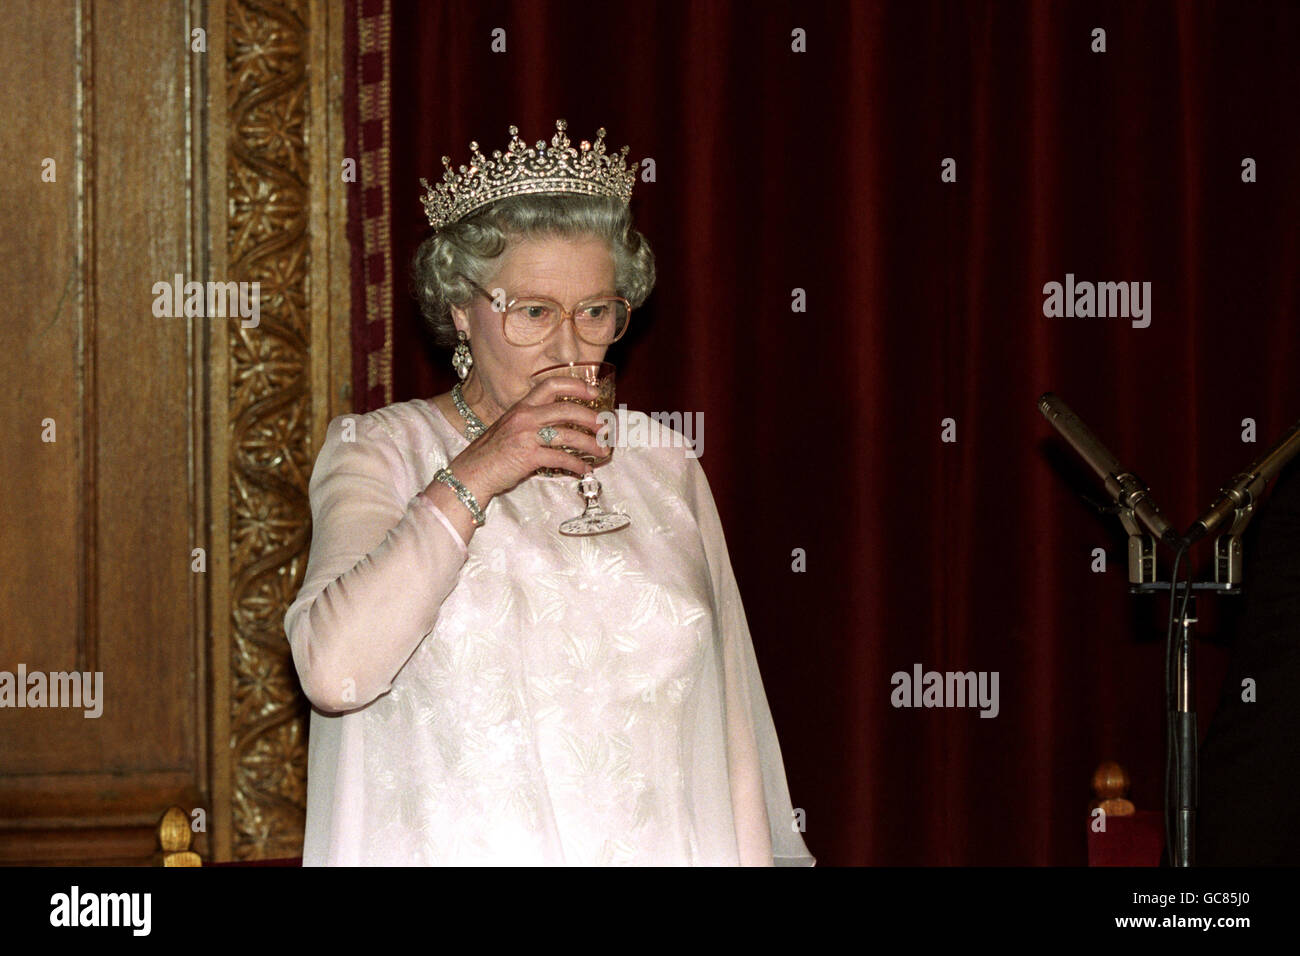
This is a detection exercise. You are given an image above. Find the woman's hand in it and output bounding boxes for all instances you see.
[434,377,613,506]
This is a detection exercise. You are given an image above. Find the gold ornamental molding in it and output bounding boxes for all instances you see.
[207,0,351,861]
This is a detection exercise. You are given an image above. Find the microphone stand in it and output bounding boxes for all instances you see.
[1159,416,1300,865]
[1037,395,1300,867]
[1128,573,1233,867]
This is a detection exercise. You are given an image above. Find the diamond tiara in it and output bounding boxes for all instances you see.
[419,119,637,230]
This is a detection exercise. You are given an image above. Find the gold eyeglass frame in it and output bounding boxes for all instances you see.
[463,277,632,347]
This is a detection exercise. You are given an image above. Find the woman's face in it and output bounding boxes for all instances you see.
[452,234,615,417]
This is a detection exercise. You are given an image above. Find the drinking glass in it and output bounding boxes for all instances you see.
[530,361,630,536]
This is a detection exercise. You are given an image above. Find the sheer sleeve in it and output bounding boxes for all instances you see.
[687,457,816,866]
[284,413,469,713]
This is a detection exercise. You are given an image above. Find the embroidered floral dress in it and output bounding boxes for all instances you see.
[284,398,814,866]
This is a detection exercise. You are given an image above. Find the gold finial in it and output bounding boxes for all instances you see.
[156,806,202,867]
[1090,760,1136,817]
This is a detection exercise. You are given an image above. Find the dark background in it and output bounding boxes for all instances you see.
[378,0,1300,864]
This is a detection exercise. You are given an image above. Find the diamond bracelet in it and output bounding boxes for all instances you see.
[432,467,485,527]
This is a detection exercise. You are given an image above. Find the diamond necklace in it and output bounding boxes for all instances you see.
[451,382,488,440]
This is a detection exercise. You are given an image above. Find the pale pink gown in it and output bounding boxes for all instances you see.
[284,397,814,866]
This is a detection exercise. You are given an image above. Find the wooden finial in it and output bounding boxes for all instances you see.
[157,806,202,866]
[1090,760,1136,816]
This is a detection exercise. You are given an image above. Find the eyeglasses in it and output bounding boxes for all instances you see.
[464,278,631,346]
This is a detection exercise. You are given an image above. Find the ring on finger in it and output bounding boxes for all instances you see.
[537,425,559,446]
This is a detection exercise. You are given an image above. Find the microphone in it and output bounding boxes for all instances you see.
[1181,418,1300,548]
[1038,393,1181,548]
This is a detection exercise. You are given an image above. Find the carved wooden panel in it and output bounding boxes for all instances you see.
[0,0,207,864]
[224,0,314,861]
[0,0,348,865]
[215,0,351,861]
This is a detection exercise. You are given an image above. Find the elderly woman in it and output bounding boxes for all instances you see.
[284,120,813,866]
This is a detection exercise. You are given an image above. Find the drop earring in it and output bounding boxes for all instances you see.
[452,329,473,381]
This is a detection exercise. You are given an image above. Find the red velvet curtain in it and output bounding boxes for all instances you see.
[357,0,1300,864]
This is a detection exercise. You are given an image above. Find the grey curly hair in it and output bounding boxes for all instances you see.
[410,192,656,349]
